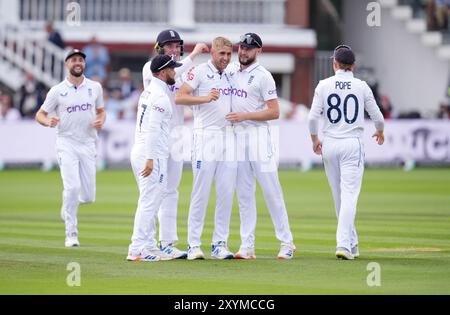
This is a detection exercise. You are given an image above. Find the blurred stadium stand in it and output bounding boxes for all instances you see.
[1,0,449,168]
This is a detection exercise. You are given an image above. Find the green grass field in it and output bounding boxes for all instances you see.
[0,168,449,294]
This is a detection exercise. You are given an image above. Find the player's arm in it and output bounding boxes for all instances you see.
[35,108,60,127]
[93,84,106,130]
[93,108,106,130]
[308,83,324,155]
[35,88,59,127]
[225,99,280,123]
[175,83,219,105]
[175,43,209,77]
[226,73,279,122]
[363,82,385,145]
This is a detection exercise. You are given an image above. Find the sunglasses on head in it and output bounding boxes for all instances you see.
[334,44,352,52]
[240,34,261,48]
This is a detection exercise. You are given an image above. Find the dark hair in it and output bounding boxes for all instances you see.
[335,61,353,72]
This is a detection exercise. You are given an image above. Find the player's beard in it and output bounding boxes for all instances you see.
[165,72,176,86]
[166,76,176,86]
[239,54,255,66]
[70,66,84,77]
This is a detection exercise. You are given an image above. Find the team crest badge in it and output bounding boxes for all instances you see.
[88,88,92,97]
[248,75,255,85]
[207,74,214,80]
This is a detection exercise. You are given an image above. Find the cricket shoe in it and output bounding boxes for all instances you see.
[234,247,256,260]
[277,243,296,259]
[211,241,234,260]
[65,233,80,247]
[187,246,205,260]
[351,245,360,258]
[126,248,161,262]
[159,242,188,260]
[336,247,354,260]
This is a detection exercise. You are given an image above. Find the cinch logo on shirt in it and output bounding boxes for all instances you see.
[152,105,165,113]
[214,87,248,98]
[67,103,93,113]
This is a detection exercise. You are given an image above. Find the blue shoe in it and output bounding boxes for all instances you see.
[127,248,161,262]
[159,242,187,259]
[277,243,296,259]
[211,241,234,260]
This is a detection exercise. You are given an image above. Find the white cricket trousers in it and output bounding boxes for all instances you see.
[157,151,183,244]
[322,136,363,251]
[235,127,293,248]
[187,129,237,247]
[129,146,168,253]
[56,137,96,238]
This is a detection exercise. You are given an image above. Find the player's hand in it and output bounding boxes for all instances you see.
[372,130,384,145]
[47,117,60,128]
[140,159,154,177]
[192,43,209,55]
[92,119,104,130]
[207,90,220,102]
[312,139,322,155]
[226,112,246,123]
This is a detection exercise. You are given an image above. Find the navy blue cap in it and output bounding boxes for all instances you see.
[150,54,182,73]
[65,49,86,61]
[332,45,355,65]
[238,33,262,48]
[156,29,183,46]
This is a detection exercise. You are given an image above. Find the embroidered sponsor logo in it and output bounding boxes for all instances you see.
[152,105,165,113]
[214,87,248,98]
[67,103,93,113]
[268,89,277,95]
[207,74,214,80]
[187,67,195,81]
[60,92,68,97]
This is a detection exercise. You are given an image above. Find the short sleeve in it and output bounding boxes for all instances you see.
[184,66,201,90]
[41,87,59,113]
[95,83,105,109]
[260,72,278,101]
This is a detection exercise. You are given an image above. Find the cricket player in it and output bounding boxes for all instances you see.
[127,54,183,262]
[142,30,209,258]
[35,49,106,247]
[225,33,295,259]
[175,37,236,260]
[308,45,385,260]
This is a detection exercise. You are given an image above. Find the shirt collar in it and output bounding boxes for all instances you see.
[207,60,223,74]
[335,70,354,78]
[240,61,259,73]
[64,76,87,89]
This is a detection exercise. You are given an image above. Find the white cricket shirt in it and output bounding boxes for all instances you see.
[41,77,104,144]
[142,56,193,129]
[184,60,233,130]
[227,61,278,128]
[134,76,173,159]
[308,70,384,139]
